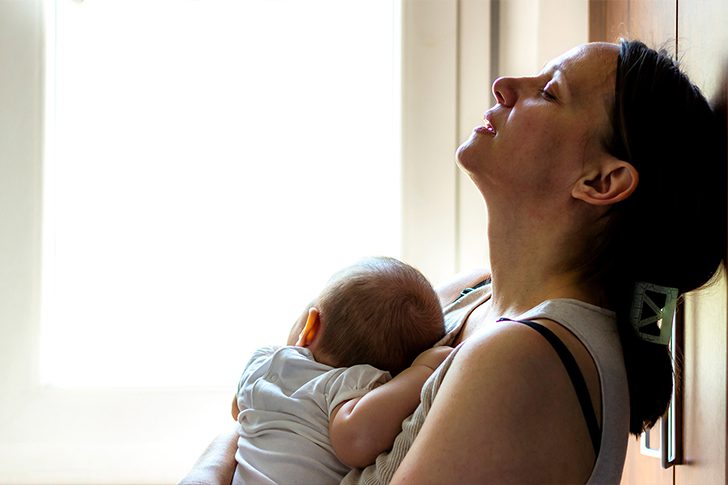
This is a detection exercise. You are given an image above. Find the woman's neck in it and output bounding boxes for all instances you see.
[484,207,602,319]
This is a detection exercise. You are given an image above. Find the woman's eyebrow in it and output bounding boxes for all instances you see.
[544,68,571,102]
[537,61,573,100]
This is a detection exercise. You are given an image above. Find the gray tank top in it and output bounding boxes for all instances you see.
[341,284,629,485]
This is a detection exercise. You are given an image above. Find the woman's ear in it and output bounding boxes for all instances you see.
[572,157,639,206]
[296,307,321,347]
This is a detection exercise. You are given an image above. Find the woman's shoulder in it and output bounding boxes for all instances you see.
[392,322,598,483]
[453,320,579,391]
[458,319,550,359]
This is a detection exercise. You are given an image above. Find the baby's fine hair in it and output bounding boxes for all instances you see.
[316,256,445,375]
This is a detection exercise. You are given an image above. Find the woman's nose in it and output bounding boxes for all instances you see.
[492,76,517,107]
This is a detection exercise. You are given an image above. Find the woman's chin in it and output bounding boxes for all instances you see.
[455,140,480,174]
[455,140,471,165]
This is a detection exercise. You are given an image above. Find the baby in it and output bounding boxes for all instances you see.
[231,256,451,485]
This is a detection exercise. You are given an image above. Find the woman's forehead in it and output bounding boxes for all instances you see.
[548,42,619,68]
[546,43,618,102]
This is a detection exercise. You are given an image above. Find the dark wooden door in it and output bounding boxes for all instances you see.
[674,0,728,481]
[588,1,728,483]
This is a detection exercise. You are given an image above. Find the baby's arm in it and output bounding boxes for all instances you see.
[328,346,453,469]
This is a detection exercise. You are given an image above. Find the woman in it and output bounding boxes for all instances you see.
[182,40,726,484]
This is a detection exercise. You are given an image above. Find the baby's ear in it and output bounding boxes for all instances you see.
[572,156,638,206]
[296,307,321,347]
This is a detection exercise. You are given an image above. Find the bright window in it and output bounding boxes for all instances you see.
[42,0,401,388]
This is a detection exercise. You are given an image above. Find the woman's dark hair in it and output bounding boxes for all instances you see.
[590,40,726,435]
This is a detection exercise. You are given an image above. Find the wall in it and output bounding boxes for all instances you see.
[498,0,589,77]
[0,0,42,397]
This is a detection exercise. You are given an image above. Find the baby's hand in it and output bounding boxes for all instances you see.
[411,346,453,371]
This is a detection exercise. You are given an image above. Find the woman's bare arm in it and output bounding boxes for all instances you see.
[179,425,238,485]
[390,324,596,484]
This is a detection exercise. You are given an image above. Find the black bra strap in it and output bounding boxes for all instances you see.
[498,317,602,456]
[456,277,492,300]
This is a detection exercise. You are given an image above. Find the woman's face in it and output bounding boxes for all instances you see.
[456,42,618,203]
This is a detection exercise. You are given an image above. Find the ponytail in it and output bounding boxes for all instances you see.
[593,40,726,435]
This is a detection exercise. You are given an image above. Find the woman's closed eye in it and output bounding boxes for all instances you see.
[539,88,557,101]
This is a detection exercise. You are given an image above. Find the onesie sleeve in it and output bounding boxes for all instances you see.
[237,345,280,394]
[324,365,391,417]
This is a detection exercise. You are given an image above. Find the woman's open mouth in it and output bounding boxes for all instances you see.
[474,115,496,136]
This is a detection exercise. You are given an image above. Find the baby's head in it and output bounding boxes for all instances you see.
[299,257,445,375]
